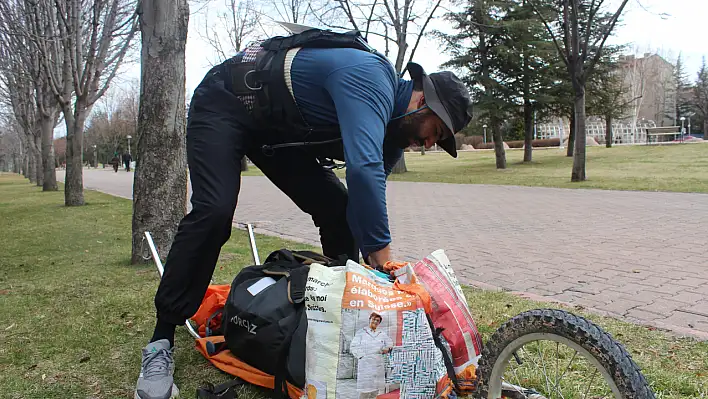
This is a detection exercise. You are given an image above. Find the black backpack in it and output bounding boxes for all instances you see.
[201,249,343,398]
[226,27,387,163]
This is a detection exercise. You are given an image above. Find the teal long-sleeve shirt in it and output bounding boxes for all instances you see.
[290,47,413,258]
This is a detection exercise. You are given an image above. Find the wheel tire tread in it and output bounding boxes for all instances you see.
[474,308,655,399]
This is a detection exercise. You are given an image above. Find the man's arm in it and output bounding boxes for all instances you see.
[324,60,396,264]
[383,144,404,177]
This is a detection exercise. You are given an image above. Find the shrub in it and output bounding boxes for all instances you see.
[533,138,560,147]
[474,142,495,150]
[501,138,561,148]
[505,140,525,148]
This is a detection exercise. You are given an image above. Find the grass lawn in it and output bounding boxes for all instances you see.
[243,143,708,193]
[0,173,706,398]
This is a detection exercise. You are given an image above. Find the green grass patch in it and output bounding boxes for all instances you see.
[243,144,708,193]
[0,173,706,398]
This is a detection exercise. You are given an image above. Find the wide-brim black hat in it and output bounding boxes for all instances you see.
[405,62,473,158]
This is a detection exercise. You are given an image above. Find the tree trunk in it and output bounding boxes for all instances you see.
[28,146,37,184]
[131,0,190,264]
[523,102,533,162]
[571,90,587,182]
[704,119,708,138]
[63,108,86,206]
[23,152,29,179]
[522,46,532,163]
[605,114,613,148]
[391,155,407,174]
[41,114,58,191]
[240,157,248,171]
[34,135,44,187]
[492,117,506,169]
[566,109,575,157]
[13,154,20,174]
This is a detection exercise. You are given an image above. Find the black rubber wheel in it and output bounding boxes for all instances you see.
[474,308,655,399]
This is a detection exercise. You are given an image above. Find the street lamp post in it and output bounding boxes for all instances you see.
[127,135,132,156]
[533,110,537,140]
[483,124,488,144]
[680,116,685,142]
[93,145,97,168]
[688,116,692,136]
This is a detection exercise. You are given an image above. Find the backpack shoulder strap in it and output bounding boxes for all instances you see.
[196,377,247,399]
[291,250,334,265]
[286,266,309,304]
[263,249,297,264]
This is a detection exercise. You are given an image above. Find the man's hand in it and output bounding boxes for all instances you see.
[367,245,391,268]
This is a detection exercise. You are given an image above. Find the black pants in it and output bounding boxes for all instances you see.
[155,67,358,325]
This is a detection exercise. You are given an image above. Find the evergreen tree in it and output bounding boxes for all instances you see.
[499,0,562,161]
[694,57,708,135]
[437,0,565,165]
[437,0,508,169]
[674,53,692,123]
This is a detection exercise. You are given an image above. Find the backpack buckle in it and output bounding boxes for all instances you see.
[243,70,263,91]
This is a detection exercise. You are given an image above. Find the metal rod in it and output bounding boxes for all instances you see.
[145,231,164,276]
[144,231,201,340]
[247,223,261,265]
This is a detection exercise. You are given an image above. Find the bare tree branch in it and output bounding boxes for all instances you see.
[584,0,629,78]
[197,0,262,65]
[580,0,602,60]
[405,0,440,67]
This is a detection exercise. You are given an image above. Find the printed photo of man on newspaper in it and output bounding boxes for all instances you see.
[350,312,394,398]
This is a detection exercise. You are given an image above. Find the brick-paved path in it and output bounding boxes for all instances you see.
[59,169,708,339]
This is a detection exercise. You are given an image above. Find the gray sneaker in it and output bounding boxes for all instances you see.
[134,339,180,399]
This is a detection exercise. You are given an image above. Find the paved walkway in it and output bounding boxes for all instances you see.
[58,169,708,339]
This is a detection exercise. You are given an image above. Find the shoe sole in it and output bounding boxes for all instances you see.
[134,383,180,399]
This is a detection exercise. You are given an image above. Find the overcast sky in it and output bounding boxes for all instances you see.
[106,0,708,118]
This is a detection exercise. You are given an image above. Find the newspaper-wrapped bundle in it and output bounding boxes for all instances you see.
[392,250,483,392]
[302,257,454,399]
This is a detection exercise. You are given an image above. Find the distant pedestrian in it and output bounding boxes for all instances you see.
[123,152,132,172]
[111,156,119,173]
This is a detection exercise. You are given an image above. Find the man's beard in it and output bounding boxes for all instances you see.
[385,110,428,149]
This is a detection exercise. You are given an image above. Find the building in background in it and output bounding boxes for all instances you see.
[618,53,677,127]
